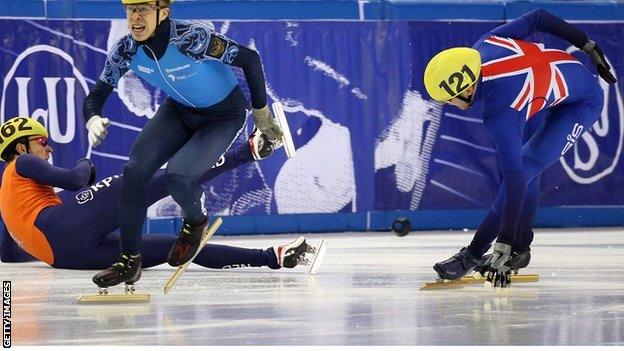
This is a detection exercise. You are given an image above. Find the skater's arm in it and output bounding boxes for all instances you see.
[83,35,136,146]
[490,9,588,48]
[230,46,267,109]
[484,109,526,246]
[15,155,93,190]
[83,80,114,123]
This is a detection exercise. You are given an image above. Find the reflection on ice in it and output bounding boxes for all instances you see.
[2,228,624,345]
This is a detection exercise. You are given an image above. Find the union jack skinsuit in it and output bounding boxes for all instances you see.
[467,9,605,252]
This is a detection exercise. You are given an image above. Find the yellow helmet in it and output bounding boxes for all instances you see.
[121,0,174,4]
[423,47,481,101]
[0,117,48,162]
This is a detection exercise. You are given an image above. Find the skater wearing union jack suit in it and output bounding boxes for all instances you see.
[423,9,617,286]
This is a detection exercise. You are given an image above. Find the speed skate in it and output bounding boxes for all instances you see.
[164,217,223,294]
[305,239,327,275]
[419,273,540,290]
[271,101,296,158]
[77,284,150,304]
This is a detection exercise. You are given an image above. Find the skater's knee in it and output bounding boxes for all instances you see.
[165,171,197,196]
[521,155,546,181]
[122,163,154,188]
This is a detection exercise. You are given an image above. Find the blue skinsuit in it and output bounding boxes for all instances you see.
[465,9,604,254]
[84,18,269,254]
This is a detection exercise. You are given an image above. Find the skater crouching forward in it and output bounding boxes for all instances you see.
[423,9,617,287]
[83,0,284,288]
[0,117,311,273]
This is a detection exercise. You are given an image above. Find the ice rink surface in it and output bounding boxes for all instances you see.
[1,228,623,346]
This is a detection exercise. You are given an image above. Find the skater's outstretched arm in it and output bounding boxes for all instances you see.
[15,155,93,191]
[489,9,588,46]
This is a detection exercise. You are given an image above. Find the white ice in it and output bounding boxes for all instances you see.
[2,228,623,345]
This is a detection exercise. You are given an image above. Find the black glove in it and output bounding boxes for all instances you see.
[88,163,96,186]
[582,40,617,84]
[76,158,96,186]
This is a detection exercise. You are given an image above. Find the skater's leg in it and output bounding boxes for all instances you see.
[195,243,279,269]
[467,204,501,257]
[513,175,540,252]
[120,100,191,255]
[165,104,246,267]
[74,231,279,270]
[1,226,36,263]
[145,141,257,206]
[165,115,245,226]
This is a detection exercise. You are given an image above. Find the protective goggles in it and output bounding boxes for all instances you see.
[123,4,160,15]
[28,136,48,147]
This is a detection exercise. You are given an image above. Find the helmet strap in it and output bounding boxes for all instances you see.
[155,7,160,32]
[456,80,479,107]
[456,94,473,105]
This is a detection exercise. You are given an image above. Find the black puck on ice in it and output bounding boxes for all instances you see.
[392,217,411,237]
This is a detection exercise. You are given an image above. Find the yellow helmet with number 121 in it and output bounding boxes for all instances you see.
[0,117,48,162]
[424,47,481,102]
[121,0,175,4]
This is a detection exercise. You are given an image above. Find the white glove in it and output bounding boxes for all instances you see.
[86,115,110,147]
[252,105,283,142]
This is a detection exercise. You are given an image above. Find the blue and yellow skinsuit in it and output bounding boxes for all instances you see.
[83,18,269,255]
[465,10,605,255]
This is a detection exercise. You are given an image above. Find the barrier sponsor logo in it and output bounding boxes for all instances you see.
[1,45,90,168]
[559,49,623,184]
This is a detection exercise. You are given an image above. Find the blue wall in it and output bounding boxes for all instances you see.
[1,0,624,20]
[1,0,623,235]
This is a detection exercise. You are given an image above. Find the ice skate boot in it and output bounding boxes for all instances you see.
[509,249,531,274]
[274,236,312,268]
[164,217,222,294]
[80,253,149,303]
[167,217,208,267]
[433,247,481,280]
[248,128,277,160]
[92,253,142,288]
[422,246,538,290]
[273,236,327,274]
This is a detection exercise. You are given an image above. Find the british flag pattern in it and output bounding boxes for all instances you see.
[481,36,582,120]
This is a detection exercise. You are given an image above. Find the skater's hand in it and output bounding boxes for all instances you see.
[75,158,96,186]
[582,40,617,84]
[474,253,492,277]
[86,115,110,147]
[88,162,96,186]
[252,105,283,143]
[484,242,512,288]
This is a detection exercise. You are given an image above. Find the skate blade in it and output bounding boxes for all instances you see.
[77,293,150,304]
[272,101,296,158]
[419,274,540,291]
[419,280,468,290]
[308,239,327,275]
[461,274,540,284]
[164,217,223,294]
